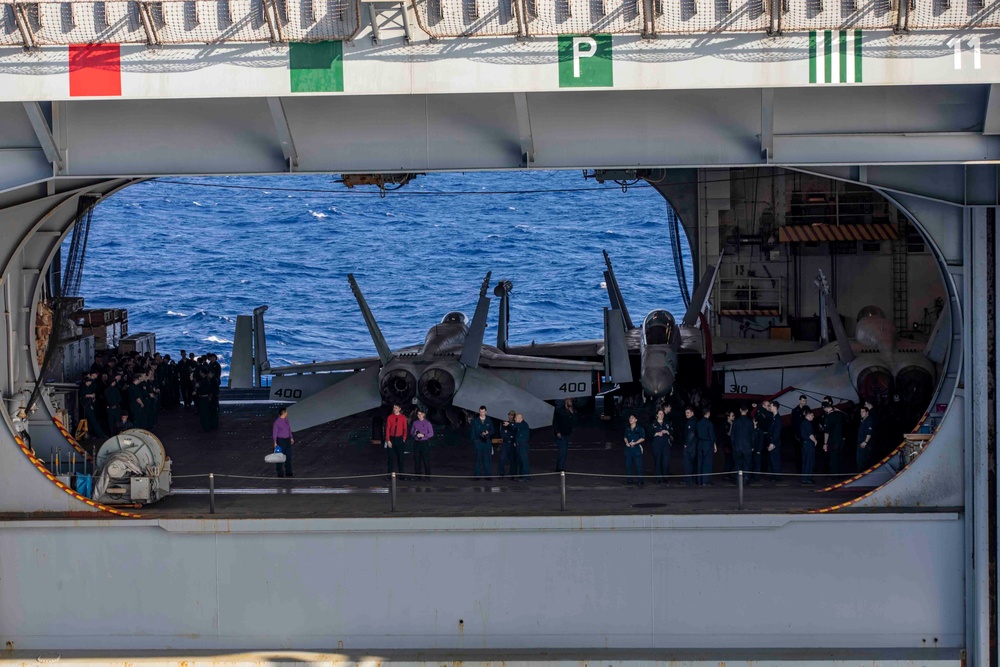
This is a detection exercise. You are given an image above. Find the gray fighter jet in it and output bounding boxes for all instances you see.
[506,250,724,399]
[713,270,944,413]
[252,273,601,430]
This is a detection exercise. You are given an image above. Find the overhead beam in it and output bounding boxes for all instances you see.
[266,97,299,171]
[21,103,64,174]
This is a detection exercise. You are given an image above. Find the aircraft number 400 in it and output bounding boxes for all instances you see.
[559,382,588,393]
[274,388,303,399]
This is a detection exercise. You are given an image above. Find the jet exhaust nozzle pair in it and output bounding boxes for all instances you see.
[378,365,460,408]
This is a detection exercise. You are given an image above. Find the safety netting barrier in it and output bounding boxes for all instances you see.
[408,0,522,38]
[906,0,1000,29]
[1,0,997,44]
[651,0,769,34]
[522,0,645,36]
[0,0,361,47]
[780,0,895,31]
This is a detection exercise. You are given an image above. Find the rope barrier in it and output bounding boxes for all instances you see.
[171,469,858,482]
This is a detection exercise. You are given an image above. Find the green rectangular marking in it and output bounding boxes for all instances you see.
[558,34,614,88]
[839,30,847,83]
[854,29,863,83]
[289,41,343,93]
[824,30,832,83]
[809,31,816,84]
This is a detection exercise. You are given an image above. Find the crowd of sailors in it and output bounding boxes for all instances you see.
[78,349,225,440]
[356,394,894,485]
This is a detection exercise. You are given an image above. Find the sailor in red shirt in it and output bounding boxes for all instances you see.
[385,404,408,476]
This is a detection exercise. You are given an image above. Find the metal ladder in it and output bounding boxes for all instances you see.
[891,222,908,333]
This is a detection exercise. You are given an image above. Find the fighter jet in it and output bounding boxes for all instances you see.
[713,270,943,413]
[506,250,725,399]
[251,272,601,430]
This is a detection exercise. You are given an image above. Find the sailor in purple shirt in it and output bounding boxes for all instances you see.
[272,407,294,477]
[410,408,434,480]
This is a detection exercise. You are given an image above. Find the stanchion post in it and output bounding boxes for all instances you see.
[209,472,216,514]
[737,470,744,510]
[391,472,397,512]
[560,471,567,511]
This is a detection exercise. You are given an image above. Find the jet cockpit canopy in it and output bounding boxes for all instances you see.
[857,305,887,321]
[643,310,676,346]
[441,312,469,326]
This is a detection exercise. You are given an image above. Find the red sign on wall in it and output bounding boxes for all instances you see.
[69,44,122,97]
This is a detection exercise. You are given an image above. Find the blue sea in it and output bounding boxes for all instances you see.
[76,171,691,375]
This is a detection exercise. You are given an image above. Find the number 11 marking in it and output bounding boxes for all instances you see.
[948,35,982,70]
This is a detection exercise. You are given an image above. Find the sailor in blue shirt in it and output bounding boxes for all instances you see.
[683,406,698,485]
[799,409,817,484]
[623,414,646,486]
[695,407,717,486]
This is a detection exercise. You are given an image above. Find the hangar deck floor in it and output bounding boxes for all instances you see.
[82,397,874,519]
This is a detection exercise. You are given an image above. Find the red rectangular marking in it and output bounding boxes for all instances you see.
[69,44,121,97]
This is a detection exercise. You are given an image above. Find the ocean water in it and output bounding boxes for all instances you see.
[76,171,691,375]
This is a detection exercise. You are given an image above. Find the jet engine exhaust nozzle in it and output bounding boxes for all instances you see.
[379,369,417,406]
[418,367,458,408]
[856,365,894,406]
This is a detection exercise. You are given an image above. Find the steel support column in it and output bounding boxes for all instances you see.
[963,206,994,666]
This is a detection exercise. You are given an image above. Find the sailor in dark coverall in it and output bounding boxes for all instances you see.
[514,413,531,481]
[790,394,810,450]
[650,407,673,483]
[800,409,817,484]
[470,406,495,480]
[104,372,123,435]
[695,407,717,485]
[767,401,783,480]
[730,405,755,482]
[623,413,645,486]
[552,398,577,472]
[80,376,107,440]
[683,406,698,485]
[498,410,519,479]
[752,400,772,481]
[856,405,875,472]
[822,402,846,475]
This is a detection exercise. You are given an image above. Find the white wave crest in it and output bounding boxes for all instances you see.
[166,310,186,317]
[202,335,233,344]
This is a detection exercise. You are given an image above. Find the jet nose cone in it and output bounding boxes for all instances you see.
[641,368,675,397]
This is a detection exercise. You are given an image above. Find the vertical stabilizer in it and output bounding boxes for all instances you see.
[603,307,633,384]
[348,274,393,365]
[460,272,492,368]
[253,305,270,384]
[681,250,724,327]
[229,315,254,388]
[494,280,512,352]
[602,250,635,330]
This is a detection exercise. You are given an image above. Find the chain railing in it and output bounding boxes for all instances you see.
[1,0,997,46]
